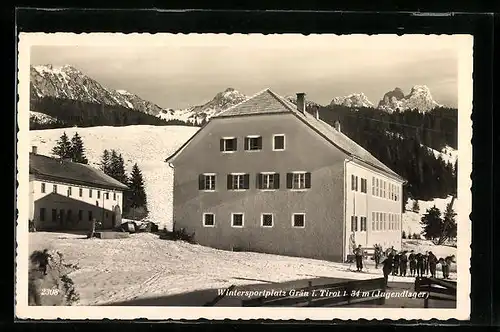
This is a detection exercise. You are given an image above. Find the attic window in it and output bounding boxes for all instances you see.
[244,135,262,151]
[220,137,237,152]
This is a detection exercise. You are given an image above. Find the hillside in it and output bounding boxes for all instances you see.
[30,125,199,229]
[402,196,456,237]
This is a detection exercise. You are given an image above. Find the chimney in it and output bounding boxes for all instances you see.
[334,120,341,132]
[296,92,306,114]
[32,146,37,154]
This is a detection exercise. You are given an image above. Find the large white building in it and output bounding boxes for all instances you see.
[29,146,129,231]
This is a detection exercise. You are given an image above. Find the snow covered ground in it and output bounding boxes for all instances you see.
[30,125,200,230]
[29,232,457,306]
[402,196,455,237]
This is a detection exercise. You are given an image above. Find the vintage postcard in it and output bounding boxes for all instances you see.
[16,33,473,321]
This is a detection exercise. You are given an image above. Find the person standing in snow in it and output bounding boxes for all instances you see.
[416,253,425,277]
[422,251,430,276]
[382,253,394,287]
[428,251,438,278]
[392,251,400,276]
[399,251,408,276]
[374,244,382,269]
[354,245,363,272]
[408,250,416,276]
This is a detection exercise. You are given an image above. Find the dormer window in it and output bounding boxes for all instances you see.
[244,135,262,151]
[220,137,237,152]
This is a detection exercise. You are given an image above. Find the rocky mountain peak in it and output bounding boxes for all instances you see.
[330,93,374,108]
[378,85,441,113]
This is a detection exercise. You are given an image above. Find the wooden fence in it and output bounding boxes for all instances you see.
[414,277,457,308]
[242,277,387,307]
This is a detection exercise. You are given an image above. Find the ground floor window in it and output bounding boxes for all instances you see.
[231,213,244,227]
[261,213,274,227]
[88,211,93,221]
[360,216,367,231]
[39,208,45,222]
[52,209,57,222]
[203,213,215,227]
[292,213,305,228]
[351,215,358,231]
[78,210,83,221]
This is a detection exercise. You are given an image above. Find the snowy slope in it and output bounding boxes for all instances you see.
[422,144,458,165]
[30,125,200,229]
[30,232,457,305]
[30,111,58,125]
[402,196,456,237]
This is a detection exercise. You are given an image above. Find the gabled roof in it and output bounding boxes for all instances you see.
[30,153,129,191]
[166,89,404,182]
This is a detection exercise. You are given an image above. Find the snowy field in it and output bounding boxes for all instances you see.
[30,125,200,230]
[29,232,457,306]
[402,196,456,237]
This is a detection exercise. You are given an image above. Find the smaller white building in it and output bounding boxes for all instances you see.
[29,146,129,231]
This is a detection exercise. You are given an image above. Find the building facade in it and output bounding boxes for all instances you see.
[166,89,405,262]
[29,148,129,231]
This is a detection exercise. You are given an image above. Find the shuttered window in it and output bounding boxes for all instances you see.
[287,172,311,190]
[351,216,358,232]
[227,174,249,190]
[220,138,237,152]
[244,136,262,151]
[257,172,280,190]
[199,174,216,191]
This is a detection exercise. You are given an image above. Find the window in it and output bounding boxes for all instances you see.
[39,208,46,222]
[89,189,93,198]
[244,136,262,151]
[292,213,305,228]
[273,134,285,151]
[53,184,57,193]
[383,213,387,230]
[97,191,101,199]
[261,214,273,227]
[41,183,46,193]
[67,186,72,197]
[372,177,375,195]
[372,212,375,230]
[351,175,358,191]
[227,173,249,190]
[220,137,237,152]
[375,179,379,196]
[199,174,216,191]
[52,209,57,222]
[351,215,358,231]
[287,172,311,190]
[231,213,244,227]
[96,201,99,207]
[113,192,116,200]
[360,178,367,193]
[203,213,215,227]
[105,192,109,200]
[78,210,83,221]
[88,211,93,221]
[105,212,109,218]
[79,188,83,197]
[257,172,280,190]
[383,181,387,198]
[360,216,367,231]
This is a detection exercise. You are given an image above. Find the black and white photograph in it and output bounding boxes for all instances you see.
[16,33,473,320]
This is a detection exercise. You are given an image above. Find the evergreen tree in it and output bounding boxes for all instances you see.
[126,163,148,212]
[412,200,420,213]
[100,149,111,175]
[441,201,458,244]
[111,152,127,184]
[70,132,88,164]
[420,206,442,242]
[51,132,72,159]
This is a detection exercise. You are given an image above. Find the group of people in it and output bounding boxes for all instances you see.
[353,244,455,287]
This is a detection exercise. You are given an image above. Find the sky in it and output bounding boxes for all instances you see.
[29,34,463,110]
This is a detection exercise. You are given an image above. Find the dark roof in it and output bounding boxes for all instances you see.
[30,153,129,191]
[167,89,404,182]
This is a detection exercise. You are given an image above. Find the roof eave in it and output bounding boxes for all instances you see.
[32,173,129,191]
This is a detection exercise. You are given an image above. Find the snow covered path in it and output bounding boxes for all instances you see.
[29,232,456,306]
